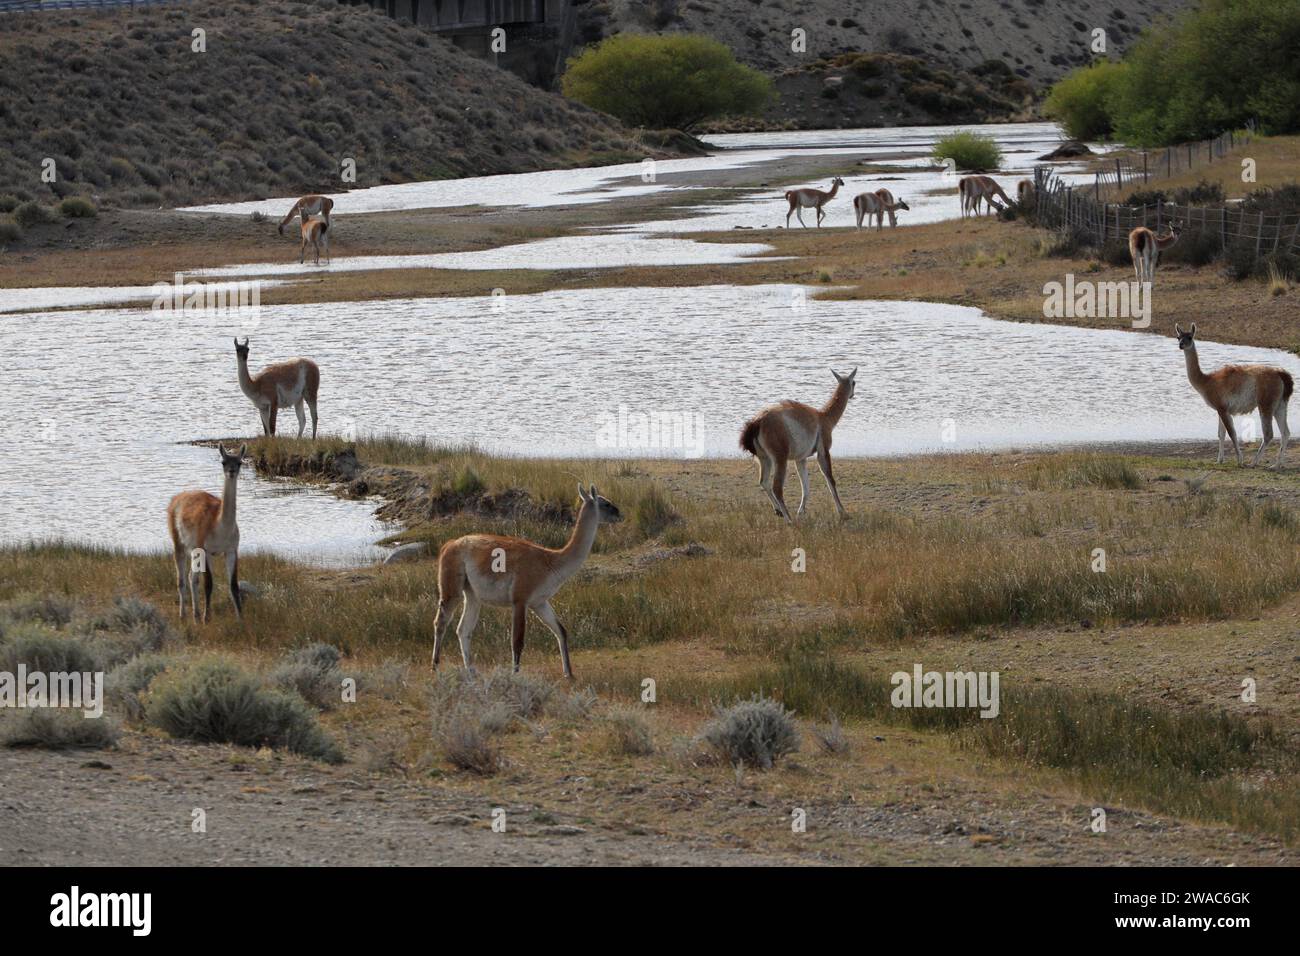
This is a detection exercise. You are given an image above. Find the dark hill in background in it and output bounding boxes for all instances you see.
[576,0,1194,128]
[0,0,662,209]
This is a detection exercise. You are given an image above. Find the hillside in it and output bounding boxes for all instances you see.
[576,0,1194,126]
[0,0,660,210]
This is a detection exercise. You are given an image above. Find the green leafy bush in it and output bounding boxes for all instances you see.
[931,130,1002,171]
[561,33,773,131]
[1043,60,1127,140]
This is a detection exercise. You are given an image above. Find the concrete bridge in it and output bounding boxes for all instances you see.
[349,0,575,86]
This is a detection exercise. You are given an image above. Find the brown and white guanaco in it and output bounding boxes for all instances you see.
[234,337,320,438]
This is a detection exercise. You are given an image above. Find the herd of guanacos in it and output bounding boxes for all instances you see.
[164,184,1293,679]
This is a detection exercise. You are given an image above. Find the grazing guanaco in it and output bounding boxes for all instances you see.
[739,368,857,522]
[785,177,845,228]
[853,188,910,230]
[959,175,1012,217]
[299,215,330,265]
[278,194,333,236]
[1176,323,1292,468]
[167,444,246,622]
[431,485,623,679]
[234,337,320,438]
[1130,221,1182,284]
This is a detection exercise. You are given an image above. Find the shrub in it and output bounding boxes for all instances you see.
[269,643,344,710]
[148,659,343,763]
[931,130,1001,171]
[599,706,655,755]
[1105,0,1300,145]
[1043,60,1126,140]
[1,709,119,750]
[58,196,97,218]
[0,219,21,244]
[1161,229,1221,268]
[12,201,57,229]
[0,194,18,212]
[435,701,502,775]
[700,695,800,769]
[0,625,100,675]
[107,653,172,721]
[562,33,773,131]
[92,596,172,650]
[0,594,76,630]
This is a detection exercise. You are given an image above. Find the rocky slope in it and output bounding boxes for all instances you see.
[0,0,664,210]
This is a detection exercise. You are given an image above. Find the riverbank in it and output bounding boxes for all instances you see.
[4,136,1298,352]
[3,439,1298,865]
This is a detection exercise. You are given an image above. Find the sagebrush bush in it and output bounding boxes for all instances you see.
[0,194,19,212]
[269,642,344,710]
[107,653,172,722]
[0,624,100,675]
[700,695,800,769]
[12,201,57,229]
[0,219,20,243]
[148,658,343,763]
[92,596,173,651]
[0,594,76,631]
[58,196,97,218]
[599,706,655,756]
[1,709,119,750]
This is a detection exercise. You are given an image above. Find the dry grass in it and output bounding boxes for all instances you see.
[4,443,1300,846]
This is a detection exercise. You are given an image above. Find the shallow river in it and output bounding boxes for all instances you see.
[2,285,1295,562]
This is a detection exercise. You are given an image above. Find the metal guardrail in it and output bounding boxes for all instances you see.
[0,0,182,12]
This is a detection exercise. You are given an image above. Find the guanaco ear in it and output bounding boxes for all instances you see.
[576,484,588,502]
[1190,323,1197,336]
[238,443,247,458]
[1174,323,1183,336]
[848,366,858,380]
[831,369,843,382]
[590,484,598,501]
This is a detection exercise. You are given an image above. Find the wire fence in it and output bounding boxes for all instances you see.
[1031,126,1300,263]
[0,0,180,12]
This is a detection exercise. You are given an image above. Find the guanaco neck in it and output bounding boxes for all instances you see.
[821,381,852,429]
[236,354,259,399]
[1157,231,1179,249]
[218,470,238,528]
[1183,343,1209,393]
[555,500,599,576]
[825,181,840,201]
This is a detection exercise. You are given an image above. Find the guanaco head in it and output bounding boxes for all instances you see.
[832,367,858,398]
[831,177,845,189]
[1164,220,1184,241]
[895,197,910,212]
[578,484,623,525]
[1174,322,1197,350]
[218,443,247,479]
[234,337,250,362]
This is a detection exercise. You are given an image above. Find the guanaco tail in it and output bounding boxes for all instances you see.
[167,444,246,622]
[785,177,845,228]
[431,485,623,679]
[739,368,857,522]
[1176,323,1292,468]
[1129,221,1182,284]
[234,337,320,438]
